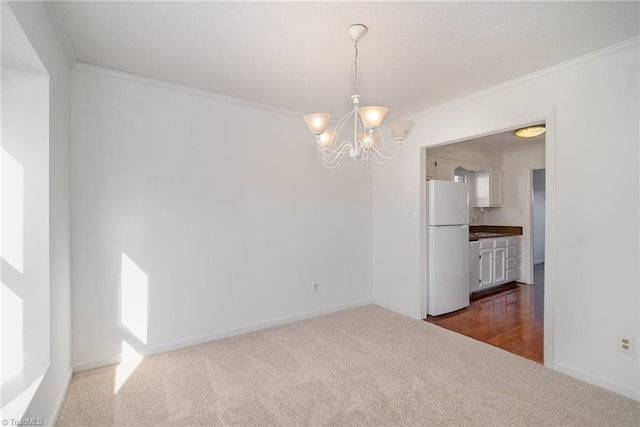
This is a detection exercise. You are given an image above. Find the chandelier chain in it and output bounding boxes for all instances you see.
[353,40,359,95]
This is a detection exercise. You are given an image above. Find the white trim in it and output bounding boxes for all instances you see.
[412,37,640,119]
[542,111,556,370]
[419,153,428,319]
[43,1,76,67]
[48,366,73,427]
[553,362,640,401]
[374,299,421,320]
[73,299,373,373]
[72,63,307,118]
[528,164,546,285]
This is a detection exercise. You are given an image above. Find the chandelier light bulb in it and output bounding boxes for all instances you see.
[319,129,335,148]
[358,106,389,129]
[360,132,379,149]
[303,113,331,135]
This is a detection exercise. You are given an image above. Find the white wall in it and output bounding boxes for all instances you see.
[533,169,546,264]
[7,1,72,424]
[482,146,545,284]
[70,66,373,369]
[1,67,50,377]
[372,41,639,399]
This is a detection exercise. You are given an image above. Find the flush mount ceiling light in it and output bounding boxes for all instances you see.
[513,125,546,138]
[303,24,414,169]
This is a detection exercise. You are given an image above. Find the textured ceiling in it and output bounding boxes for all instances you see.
[464,127,545,153]
[53,1,639,119]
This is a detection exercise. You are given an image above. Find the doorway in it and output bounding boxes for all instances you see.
[421,120,550,365]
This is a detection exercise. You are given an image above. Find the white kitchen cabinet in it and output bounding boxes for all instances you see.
[471,168,502,208]
[479,247,494,288]
[475,236,520,291]
[493,247,506,284]
[489,167,502,207]
[425,156,455,181]
[505,237,521,282]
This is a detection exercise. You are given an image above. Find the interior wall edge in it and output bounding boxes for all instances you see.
[72,62,306,119]
[373,299,421,320]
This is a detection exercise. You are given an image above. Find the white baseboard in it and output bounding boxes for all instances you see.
[73,299,373,373]
[48,366,73,426]
[553,362,639,401]
[373,299,420,320]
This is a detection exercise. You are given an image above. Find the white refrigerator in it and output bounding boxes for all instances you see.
[427,180,470,316]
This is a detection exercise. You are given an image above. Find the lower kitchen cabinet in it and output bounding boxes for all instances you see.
[473,236,520,292]
[479,247,493,288]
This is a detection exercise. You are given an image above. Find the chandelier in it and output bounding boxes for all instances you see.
[302,24,415,169]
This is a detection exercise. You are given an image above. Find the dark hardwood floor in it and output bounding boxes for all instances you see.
[425,264,544,363]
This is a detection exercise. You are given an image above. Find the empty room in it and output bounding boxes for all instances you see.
[1,1,639,426]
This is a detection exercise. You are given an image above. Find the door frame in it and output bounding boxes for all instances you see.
[529,167,546,283]
[420,109,556,368]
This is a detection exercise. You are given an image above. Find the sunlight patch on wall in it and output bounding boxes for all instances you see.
[120,253,148,344]
[113,340,143,394]
[1,282,24,382]
[1,147,24,273]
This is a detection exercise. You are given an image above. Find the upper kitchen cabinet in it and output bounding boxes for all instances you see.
[471,167,502,208]
[425,156,454,181]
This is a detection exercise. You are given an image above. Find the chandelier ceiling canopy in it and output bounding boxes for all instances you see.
[302,24,414,169]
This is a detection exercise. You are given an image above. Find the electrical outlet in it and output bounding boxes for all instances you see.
[618,336,634,355]
[313,282,319,293]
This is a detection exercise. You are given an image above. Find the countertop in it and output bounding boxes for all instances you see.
[468,225,523,241]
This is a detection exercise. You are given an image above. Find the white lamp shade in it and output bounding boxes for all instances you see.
[319,129,335,148]
[388,120,415,142]
[359,132,379,149]
[357,106,389,129]
[303,113,331,135]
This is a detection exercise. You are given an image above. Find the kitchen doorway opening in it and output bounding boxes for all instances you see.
[421,117,551,366]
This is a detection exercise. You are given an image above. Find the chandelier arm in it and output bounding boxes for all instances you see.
[319,145,361,168]
[376,127,397,154]
[369,145,399,164]
[318,146,345,168]
[319,140,354,158]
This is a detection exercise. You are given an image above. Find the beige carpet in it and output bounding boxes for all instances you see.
[57,305,639,426]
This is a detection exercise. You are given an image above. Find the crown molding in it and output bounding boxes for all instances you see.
[72,62,307,118]
[43,1,76,67]
[411,36,640,119]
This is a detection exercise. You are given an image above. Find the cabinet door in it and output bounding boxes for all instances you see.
[493,247,506,284]
[435,159,454,181]
[479,248,493,288]
[489,167,502,207]
[425,156,436,180]
[471,170,489,207]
